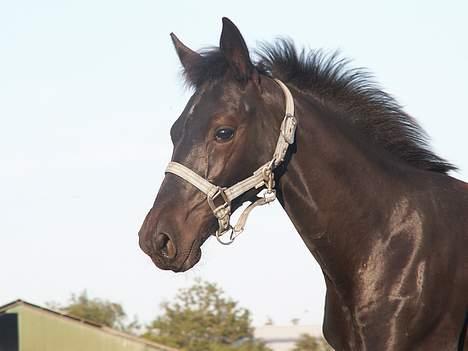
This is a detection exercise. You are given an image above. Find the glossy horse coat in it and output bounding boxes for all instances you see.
[139,18,468,350]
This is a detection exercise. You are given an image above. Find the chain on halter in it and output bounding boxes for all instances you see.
[165,78,297,245]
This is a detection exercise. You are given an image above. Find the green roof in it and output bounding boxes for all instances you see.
[0,300,178,351]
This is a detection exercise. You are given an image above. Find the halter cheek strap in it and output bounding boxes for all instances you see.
[165,78,297,245]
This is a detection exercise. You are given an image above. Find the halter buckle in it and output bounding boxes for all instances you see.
[281,113,297,144]
[262,164,275,193]
[207,187,231,219]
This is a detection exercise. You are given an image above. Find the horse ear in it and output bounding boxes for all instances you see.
[219,17,256,82]
[170,33,201,70]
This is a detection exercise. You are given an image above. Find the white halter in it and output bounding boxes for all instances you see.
[165,79,297,245]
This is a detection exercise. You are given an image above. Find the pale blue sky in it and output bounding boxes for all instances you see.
[1,1,467,327]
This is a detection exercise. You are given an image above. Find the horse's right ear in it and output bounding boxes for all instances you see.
[170,33,201,71]
[219,17,256,83]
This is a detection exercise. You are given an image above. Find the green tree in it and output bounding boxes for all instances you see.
[48,290,139,333]
[142,279,271,351]
[293,333,333,351]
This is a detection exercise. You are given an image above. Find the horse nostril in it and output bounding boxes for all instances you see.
[154,233,176,259]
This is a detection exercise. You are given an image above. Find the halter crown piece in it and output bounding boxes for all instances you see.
[165,79,297,245]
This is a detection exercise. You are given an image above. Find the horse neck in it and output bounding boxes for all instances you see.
[275,88,407,285]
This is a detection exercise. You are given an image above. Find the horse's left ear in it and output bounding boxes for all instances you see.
[170,33,201,71]
[220,17,258,83]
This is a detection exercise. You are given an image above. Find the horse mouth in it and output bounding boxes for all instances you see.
[175,229,214,272]
[178,245,202,272]
[150,238,204,273]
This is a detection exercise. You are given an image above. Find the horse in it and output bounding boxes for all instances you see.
[138,18,468,350]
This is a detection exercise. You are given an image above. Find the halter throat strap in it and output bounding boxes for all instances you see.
[165,78,296,244]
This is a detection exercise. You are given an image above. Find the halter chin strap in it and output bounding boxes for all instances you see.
[165,78,297,245]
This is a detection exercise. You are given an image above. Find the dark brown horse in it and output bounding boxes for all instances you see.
[138,18,468,350]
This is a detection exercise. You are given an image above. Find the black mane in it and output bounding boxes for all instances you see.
[181,40,455,174]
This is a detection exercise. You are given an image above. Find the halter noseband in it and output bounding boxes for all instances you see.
[165,78,297,245]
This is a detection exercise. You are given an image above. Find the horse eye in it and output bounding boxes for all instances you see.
[215,127,235,142]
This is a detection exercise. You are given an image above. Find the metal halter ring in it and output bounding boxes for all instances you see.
[215,225,243,245]
[263,189,276,203]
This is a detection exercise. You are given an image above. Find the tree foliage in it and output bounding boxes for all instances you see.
[142,279,270,351]
[49,290,138,333]
[293,333,333,351]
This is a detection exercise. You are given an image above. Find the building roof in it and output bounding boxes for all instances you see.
[0,299,178,351]
[254,325,323,351]
[254,324,322,340]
